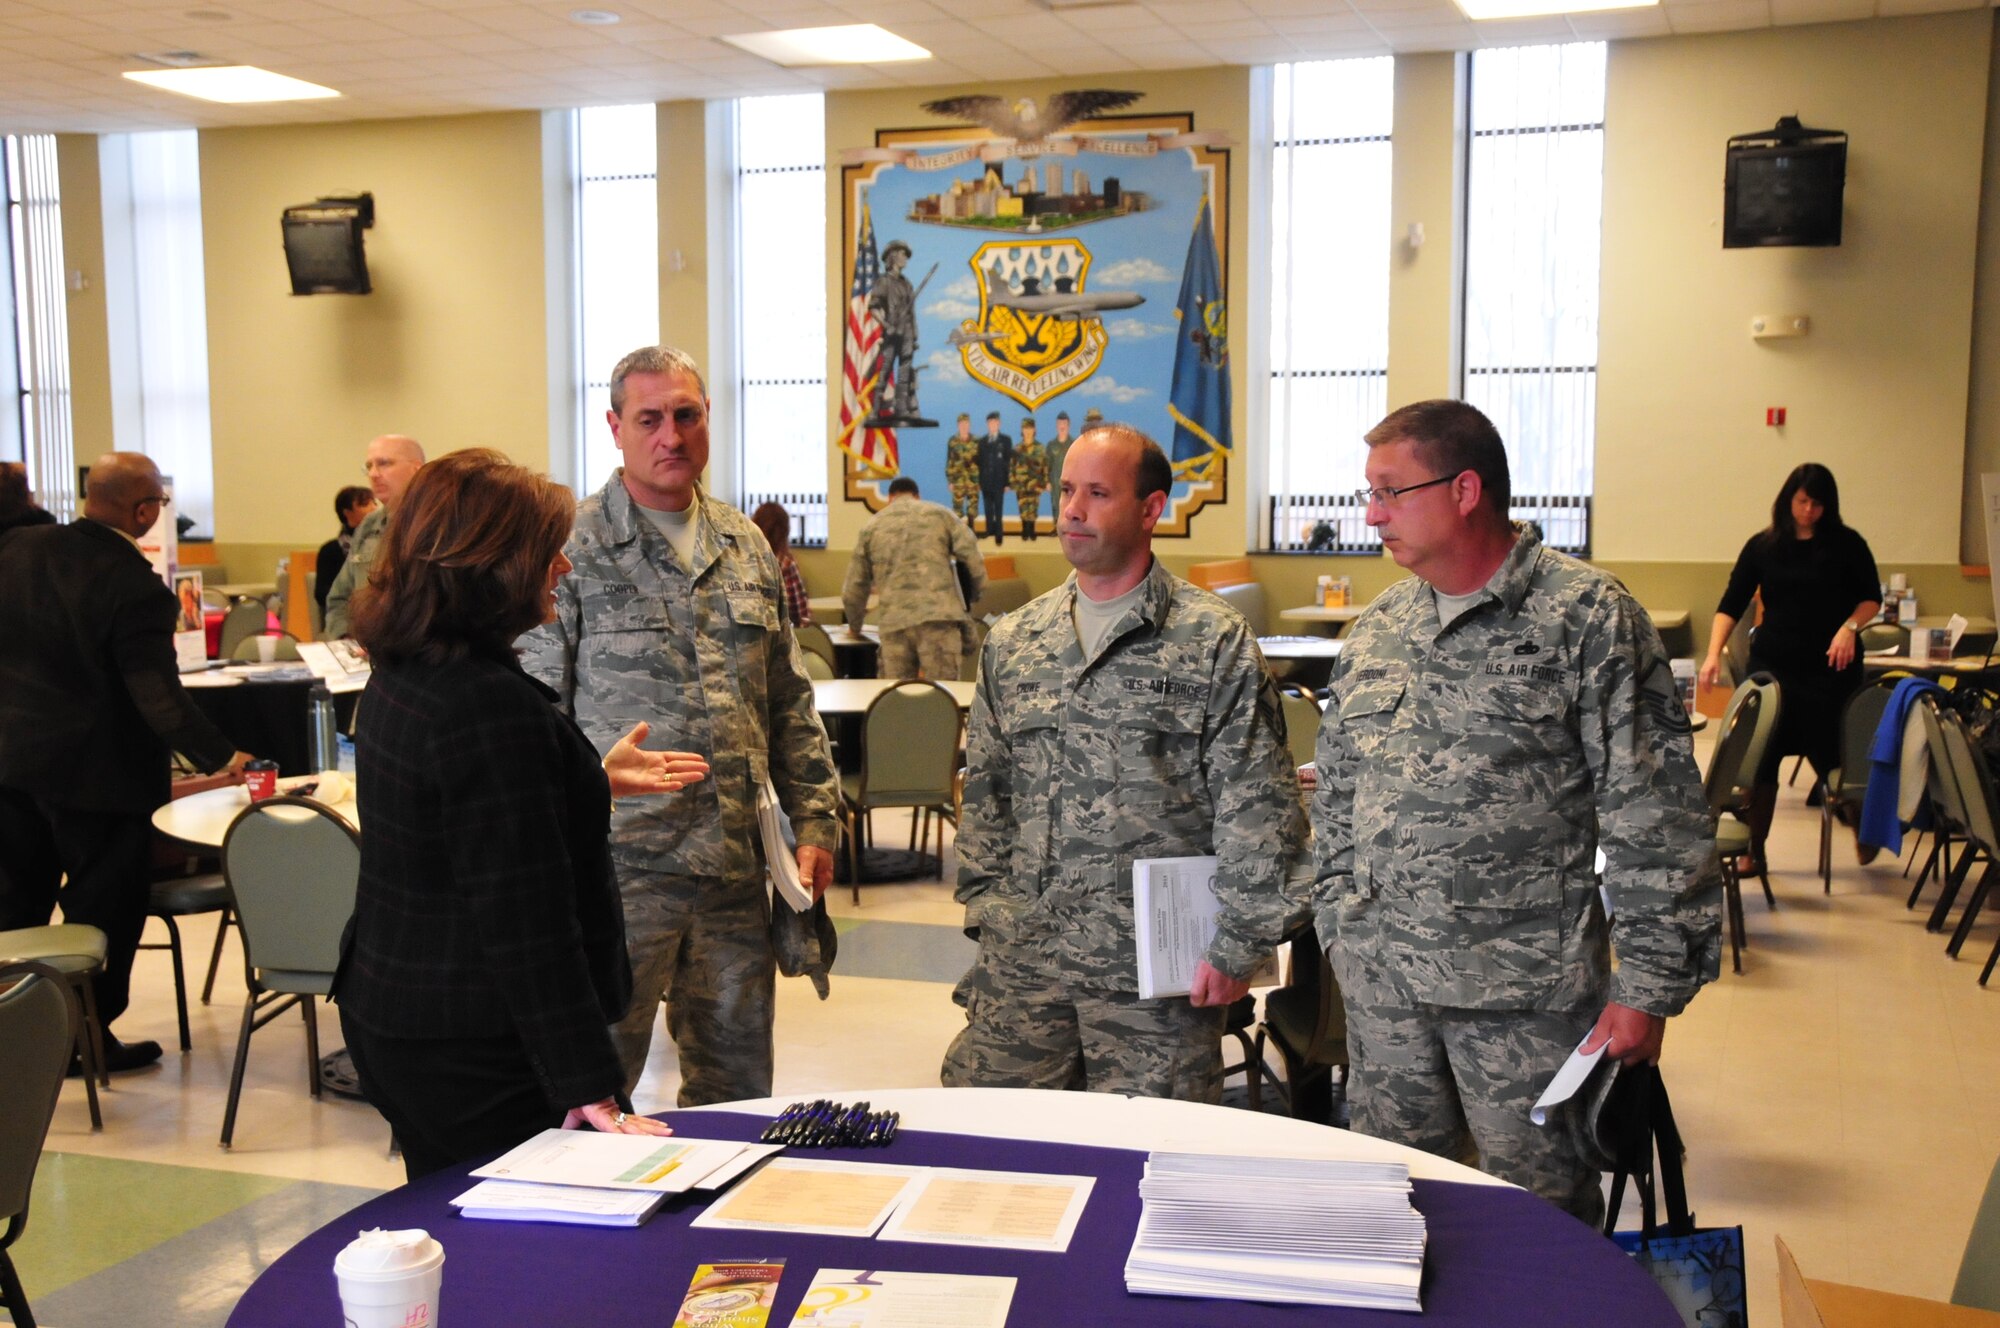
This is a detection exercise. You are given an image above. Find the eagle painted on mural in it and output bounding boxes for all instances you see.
[919,89,1142,146]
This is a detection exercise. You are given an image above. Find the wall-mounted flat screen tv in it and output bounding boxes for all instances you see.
[1724,119,1846,249]
[282,194,373,294]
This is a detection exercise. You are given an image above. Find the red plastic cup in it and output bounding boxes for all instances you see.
[244,760,279,802]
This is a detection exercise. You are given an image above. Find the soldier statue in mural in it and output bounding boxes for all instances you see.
[867,240,936,428]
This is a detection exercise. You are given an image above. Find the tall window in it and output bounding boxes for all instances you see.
[5,134,74,520]
[733,93,827,546]
[101,130,214,532]
[1264,58,1393,553]
[575,104,658,495]
[1463,42,1605,554]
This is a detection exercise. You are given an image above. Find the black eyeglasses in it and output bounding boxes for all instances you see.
[1354,474,1456,506]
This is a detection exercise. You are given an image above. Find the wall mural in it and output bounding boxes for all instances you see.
[836,90,1232,541]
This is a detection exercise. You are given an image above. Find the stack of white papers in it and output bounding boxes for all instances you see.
[449,1179,666,1227]
[447,1130,781,1226]
[758,775,812,910]
[1124,1153,1427,1312]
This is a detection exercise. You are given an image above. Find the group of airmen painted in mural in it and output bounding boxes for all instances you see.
[945,406,1100,542]
[518,343,1718,1226]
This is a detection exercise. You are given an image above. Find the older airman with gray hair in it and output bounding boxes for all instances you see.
[520,344,839,1106]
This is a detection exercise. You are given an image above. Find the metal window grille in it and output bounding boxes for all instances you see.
[741,490,828,548]
[1268,492,1589,555]
[1462,43,1605,556]
[1265,58,1393,554]
[6,135,74,521]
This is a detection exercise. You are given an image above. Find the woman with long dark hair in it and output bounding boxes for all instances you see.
[335,449,709,1179]
[751,501,813,627]
[1698,463,1880,873]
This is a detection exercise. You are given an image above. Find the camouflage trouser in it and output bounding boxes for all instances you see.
[940,932,1227,1101]
[1337,961,1603,1224]
[1014,486,1043,536]
[880,621,966,682]
[612,867,775,1108]
[949,484,979,526]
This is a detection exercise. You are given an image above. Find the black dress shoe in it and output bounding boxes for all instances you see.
[69,1034,164,1077]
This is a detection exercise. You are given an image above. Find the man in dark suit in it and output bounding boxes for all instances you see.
[0,452,252,1071]
[976,410,1014,543]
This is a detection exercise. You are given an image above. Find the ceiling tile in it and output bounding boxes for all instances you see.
[1378,20,1477,46]
[1665,0,1772,30]
[1765,0,1873,21]
[1563,6,1671,33]
[1873,0,1978,14]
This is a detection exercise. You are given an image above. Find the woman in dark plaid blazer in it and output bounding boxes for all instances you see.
[333,449,709,1180]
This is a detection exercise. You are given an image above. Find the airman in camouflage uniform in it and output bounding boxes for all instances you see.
[1009,417,1048,541]
[843,477,986,681]
[1311,400,1720,1224]
[323,434,424,638]
[946,414,980,526]
[520,345,840,1107]
[1044,411,1075,501]
[943,425,1309,1101]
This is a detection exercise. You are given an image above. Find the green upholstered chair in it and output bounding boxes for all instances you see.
[0,961,77,1328]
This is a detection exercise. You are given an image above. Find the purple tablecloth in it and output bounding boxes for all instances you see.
[228,1109,1678,1326]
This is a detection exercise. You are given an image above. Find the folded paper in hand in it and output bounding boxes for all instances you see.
[1132,857,1274,999]
[757,775,812,912]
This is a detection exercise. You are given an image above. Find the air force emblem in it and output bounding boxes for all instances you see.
[955,239,1141,410]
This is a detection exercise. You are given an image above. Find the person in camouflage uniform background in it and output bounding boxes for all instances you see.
[1043,412,1075,503]
[1009,416,1048,541]
[1311,399,1721,1224]
[843,476,986,681]
[946,414,980,527]
[520,344,840,1108]
[943,424,1309,1101]
[323,434,425,639]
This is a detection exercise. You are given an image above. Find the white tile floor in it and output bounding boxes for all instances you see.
[33,737,2000,1325]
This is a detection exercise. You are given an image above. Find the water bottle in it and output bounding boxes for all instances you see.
[308,683,338,773]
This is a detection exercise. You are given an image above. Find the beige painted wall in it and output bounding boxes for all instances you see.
[56,134,114,462]
[1386,52,1462,410]
[199,111,547,544]
[657,100,711,366]
[1596,11,1989,567]
[820,68,1252,555]
[1965,15,2000,566]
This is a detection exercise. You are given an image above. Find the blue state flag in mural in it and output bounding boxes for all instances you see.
[1167,194,1229,472]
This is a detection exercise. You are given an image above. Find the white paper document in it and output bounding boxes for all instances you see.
[469,1129,771,1195]
[876,1167,1095,1253]
[758,775,813,911]
[690,1157,926,1238]
[295,639,372,694]
[1132,856,1274,998]
[789,1270,1016,1328]
[449,1178,666,1227]
[1528,1033,1606,1127]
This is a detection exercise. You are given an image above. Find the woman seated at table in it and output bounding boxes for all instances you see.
[334,448,710,1180]
[1698,462,1880,873]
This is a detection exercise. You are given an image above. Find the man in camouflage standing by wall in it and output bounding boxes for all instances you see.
[1043,411,1075,504]
[1310,399,1720,1223]
[946,414,980,527]
[1009,416,1049,541]
[521,344,839,1106]
[943,423,1307,1100]
[843,477,985,681]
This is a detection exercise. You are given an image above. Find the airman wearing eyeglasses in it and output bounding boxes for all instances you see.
[1308,400,1720,1225]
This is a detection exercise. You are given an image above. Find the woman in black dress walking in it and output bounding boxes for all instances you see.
[1697,463,1880,874]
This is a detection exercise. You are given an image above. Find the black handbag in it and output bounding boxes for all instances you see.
[1573,1062,1749,1328]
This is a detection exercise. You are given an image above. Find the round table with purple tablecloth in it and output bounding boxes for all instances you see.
[229,1089,1677,1327]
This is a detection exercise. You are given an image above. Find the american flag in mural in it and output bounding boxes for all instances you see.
[835,204,898,476]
